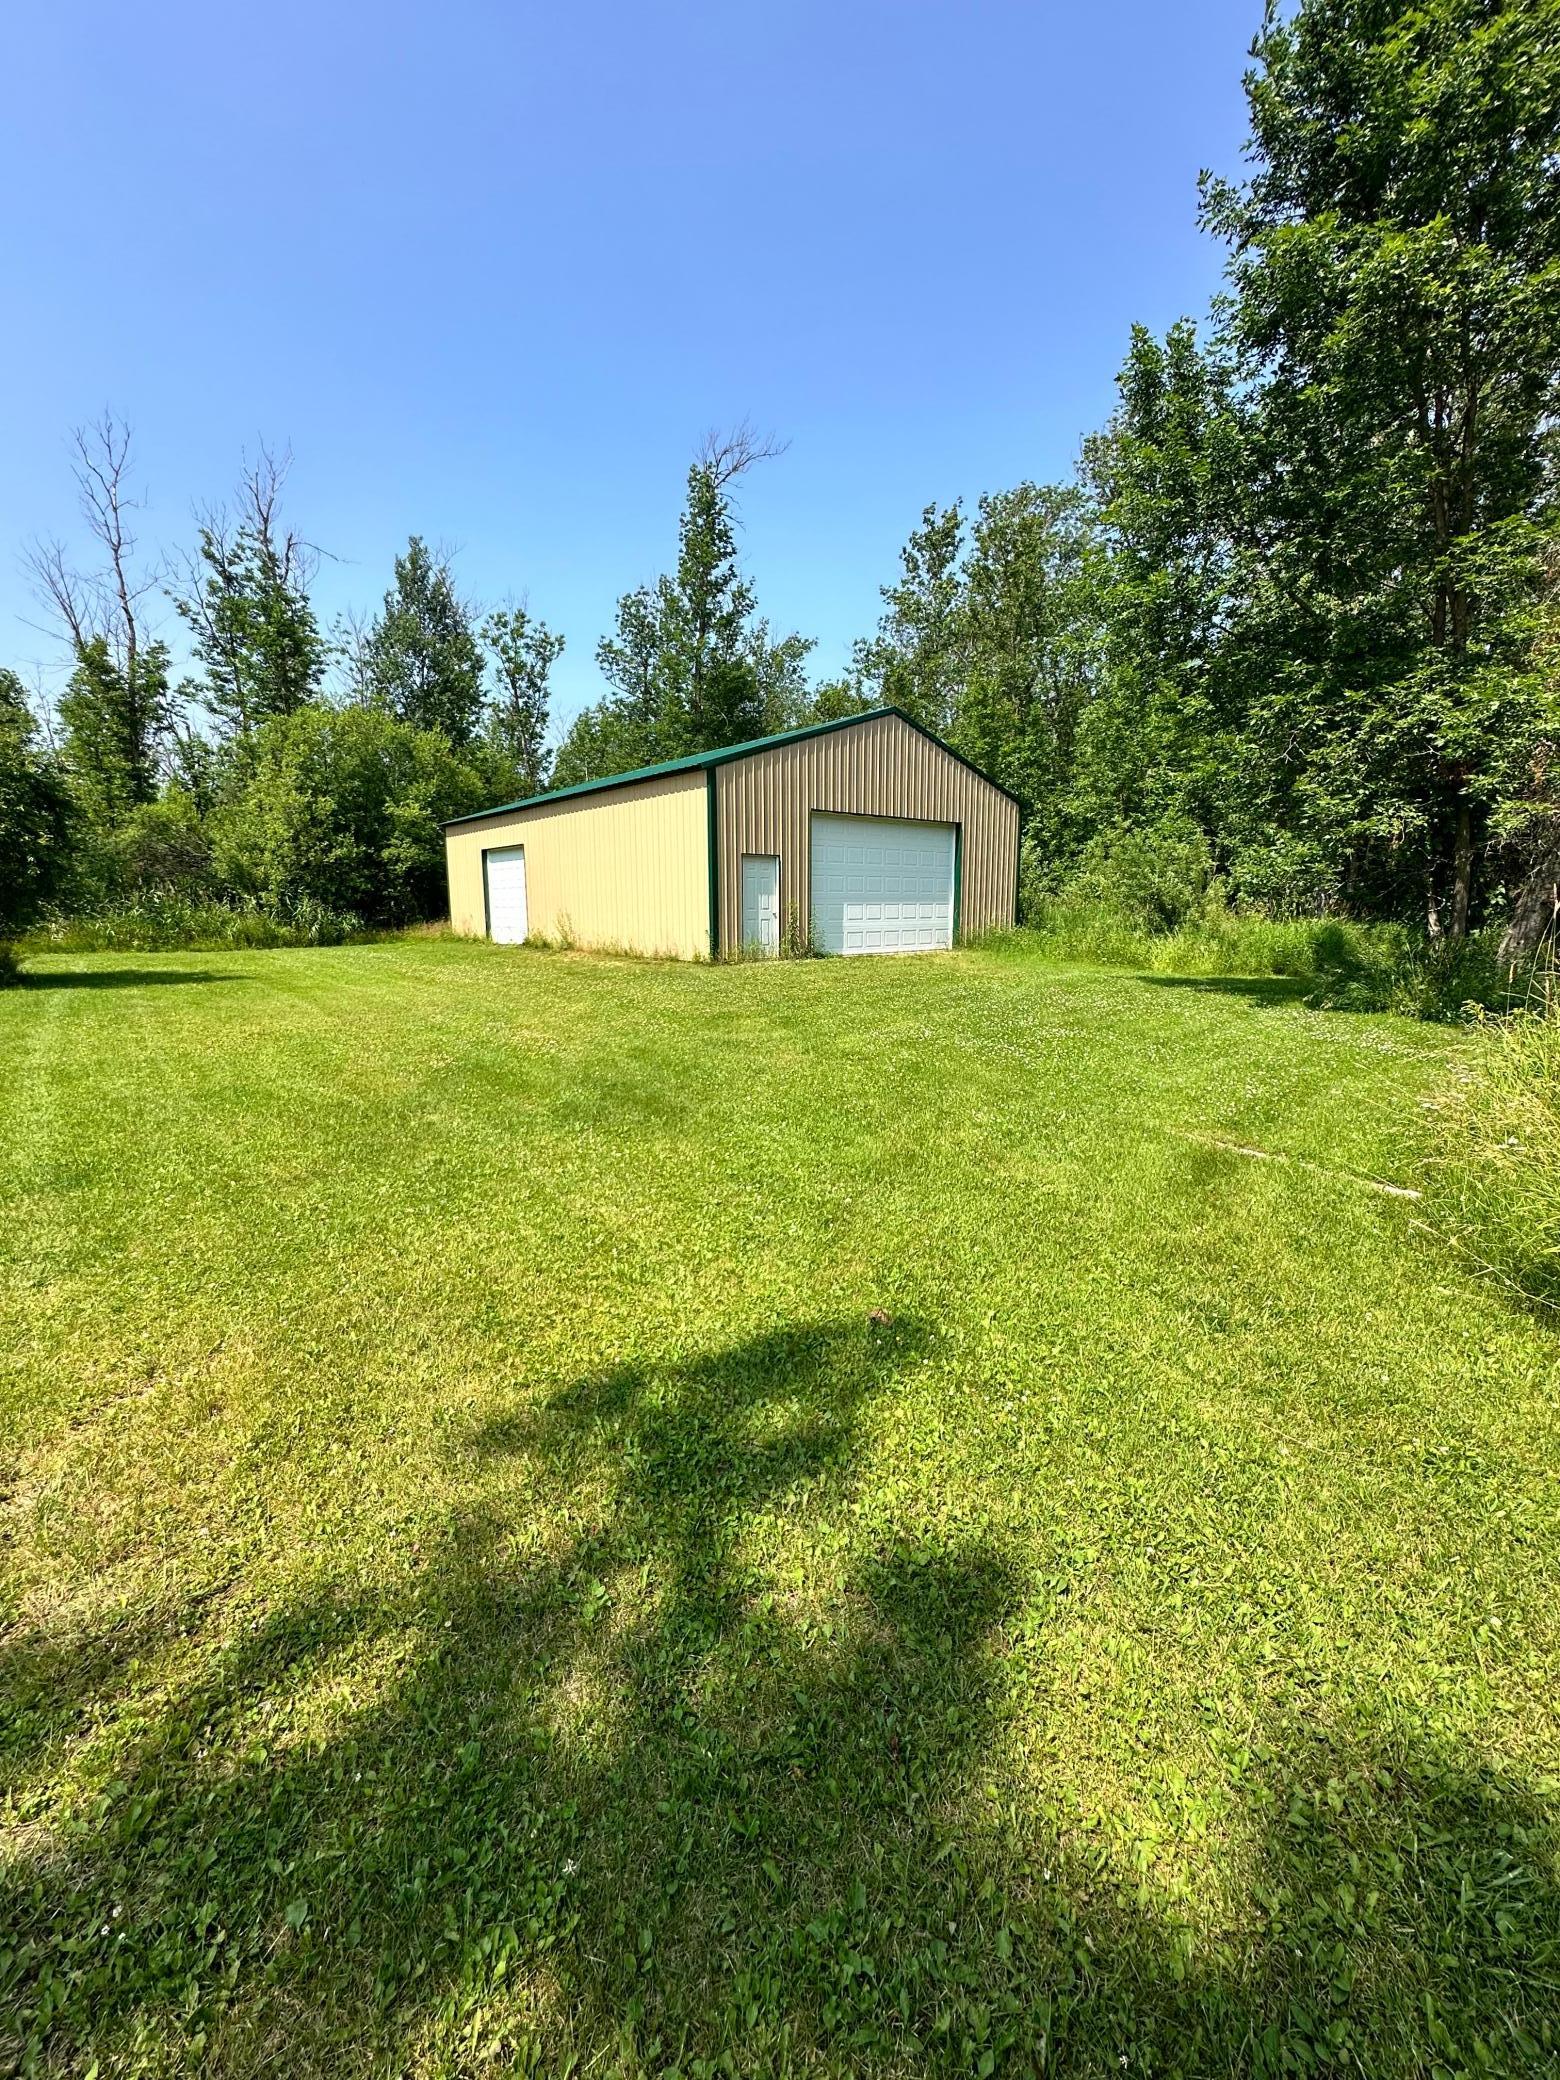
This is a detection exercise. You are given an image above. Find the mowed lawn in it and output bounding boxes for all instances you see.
[3,941,1559,2079]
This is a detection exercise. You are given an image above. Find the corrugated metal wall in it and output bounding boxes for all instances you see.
[715,712,1019,951]
[444,769,710,958]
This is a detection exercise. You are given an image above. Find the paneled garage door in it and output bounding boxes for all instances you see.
[484,846,528,943]
[809,813,956,955]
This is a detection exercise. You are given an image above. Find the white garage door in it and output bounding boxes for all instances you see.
[809,813,956,955]
[485,846,528,943]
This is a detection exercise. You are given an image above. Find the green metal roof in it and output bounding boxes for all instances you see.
[442,704,1019,827]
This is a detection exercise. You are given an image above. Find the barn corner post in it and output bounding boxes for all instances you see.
[706,767,721,960]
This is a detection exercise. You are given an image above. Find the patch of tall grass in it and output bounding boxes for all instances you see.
[18,892,362,954]
[1013,894,1532,1020]
[1013,819,1540,1018]
[1018,895,1363,977]
[1423,1006,1560,1310]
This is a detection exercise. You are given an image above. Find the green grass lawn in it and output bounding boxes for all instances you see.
[3,939,1558,2078]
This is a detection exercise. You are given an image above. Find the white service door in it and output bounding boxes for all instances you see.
[740,853,781,955]
[485,846,528,943]
[810,813,955,955]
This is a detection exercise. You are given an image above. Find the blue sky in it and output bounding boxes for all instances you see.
[2,0,1259,738]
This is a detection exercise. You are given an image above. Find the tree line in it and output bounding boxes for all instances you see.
[5,0,1558,954]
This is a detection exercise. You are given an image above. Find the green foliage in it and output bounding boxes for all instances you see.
[854,501,967,732]
[857,480,1108,848]
[1016,891,1390,983]
[0,668,75,935]
[108,786,218,898]
[807,675,874,723]
[955,483,1101,840]
[667,455,766,747]
[1200,0,1560,936]
[172,459,326,735]
[57,634,172,828]
[19,891,360,951]
[1425,1005,1560,1307]
[208,703,488,923]
[560,438,812,783]
[480,604,563,797]
[1304,922,1550,1022]
[1015,880,1534,1022]
[363,537,486,748]
[1048,814,1220,933]
[1074,321,1246,845]
[3,941,1558,2073]
[549,690,661,791]
[857,0,1560,950]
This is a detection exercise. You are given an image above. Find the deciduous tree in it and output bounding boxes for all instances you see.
[853,502,966,733]
[172,448,325,736]
[558,426,810,781]
[364,538,485,748]
[26,415,172,825]
[0,670,75,938]
[481,605,563,796]
[1202,0,1560,937]
[209,704,488,923]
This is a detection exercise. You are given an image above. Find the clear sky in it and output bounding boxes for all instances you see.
[1,0,1260,737]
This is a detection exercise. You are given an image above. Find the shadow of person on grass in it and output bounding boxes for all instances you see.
[4,1314,1558,2076]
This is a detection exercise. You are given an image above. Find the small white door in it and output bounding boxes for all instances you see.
[740,853,780,956]
[809,813,956,955]
[485,846,528,943]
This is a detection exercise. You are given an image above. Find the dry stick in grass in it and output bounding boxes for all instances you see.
[1171,1129,1422,1200]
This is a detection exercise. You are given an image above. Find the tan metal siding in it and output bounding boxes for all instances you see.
[444,768,709,959]
[716,712,1019,951]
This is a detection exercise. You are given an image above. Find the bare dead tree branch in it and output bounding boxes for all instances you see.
[21,535,98,654]
[331,605,377,706]
[24,414,159,672]
[26,668,64,753]
[696,419,790,493]
[71,412,157,677]
[237,442,321,590]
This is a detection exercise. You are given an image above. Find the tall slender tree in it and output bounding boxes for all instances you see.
[172,448,325,736]
[853,503,967,732]
[1075,323,1248,858]
[955,481,1103,841]
[481,604,563,795]
[595,586,672,741]
[659,429,778,750]
[558,426,806,780]
[25,415,171,825]
[364,538,485,747]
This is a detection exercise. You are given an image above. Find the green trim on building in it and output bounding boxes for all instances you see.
[706,768,720,960]
[440,705,1022,830]
[952,823,964,943]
